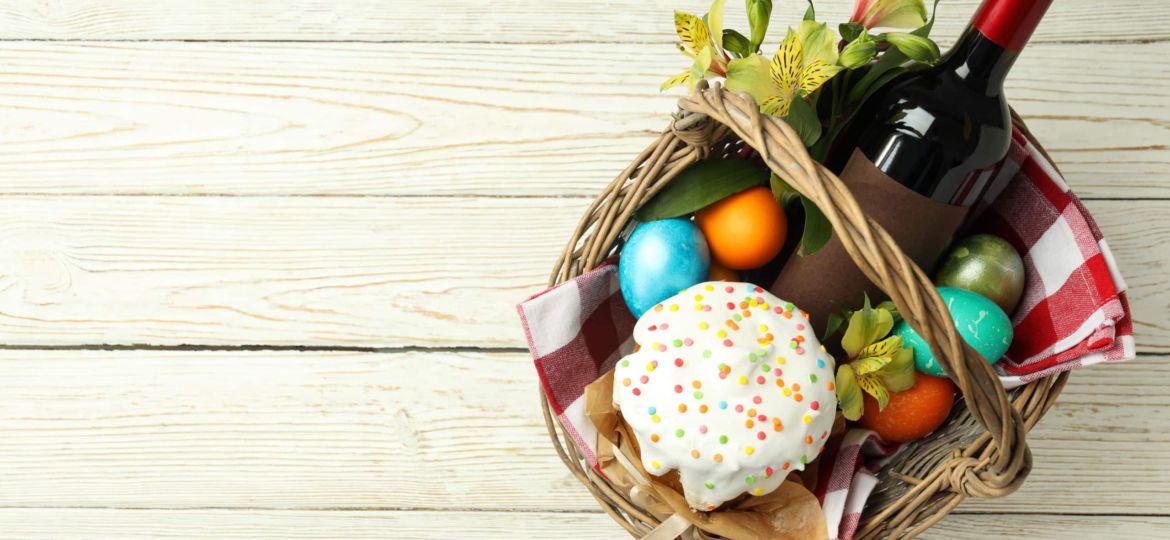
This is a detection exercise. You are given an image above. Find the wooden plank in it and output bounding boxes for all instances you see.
[0,41,1165,198]
[0,349,1165,514]
[0,197,1163,350]
[0,0,1162,44]
[0,509,1166,539]
[0,509,625,539]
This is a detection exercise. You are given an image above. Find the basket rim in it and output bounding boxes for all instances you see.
[539,84,1071,539]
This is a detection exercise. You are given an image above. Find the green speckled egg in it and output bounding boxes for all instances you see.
[934,234,1026,314]
[893,287,1013,377]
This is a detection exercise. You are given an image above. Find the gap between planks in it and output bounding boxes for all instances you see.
[0,38,1167,46]
[0,193,1160,201]
[0,505,1163,518]
[0,344,1163,358]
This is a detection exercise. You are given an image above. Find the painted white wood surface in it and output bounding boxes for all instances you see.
[0,0,1161,43]
[0,509,1167,540]
[0,41,1164,198]
[0,0,1166,538]
[0,349,1165,515]
[0,198,1164,351]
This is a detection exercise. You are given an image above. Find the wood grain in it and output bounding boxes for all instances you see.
[0,197,1163,350]
[0,349,1164,514]
[0,41,1165,198]
[0,0,1165,536]
[0,0,1163,44]
[1,509,1164,540]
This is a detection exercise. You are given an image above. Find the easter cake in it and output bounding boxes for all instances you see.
[612,282,837,511]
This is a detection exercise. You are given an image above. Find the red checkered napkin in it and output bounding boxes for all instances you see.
[517,124,1133,539]
[973,127,1134,388]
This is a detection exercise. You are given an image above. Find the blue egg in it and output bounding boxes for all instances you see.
[618,219,710,318]
[892,287,1013,377]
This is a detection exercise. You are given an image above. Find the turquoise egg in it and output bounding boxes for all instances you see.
[619,219,710,318]
[892,287,1013,377]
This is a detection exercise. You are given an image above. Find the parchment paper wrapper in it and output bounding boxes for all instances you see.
[585,370,829,540]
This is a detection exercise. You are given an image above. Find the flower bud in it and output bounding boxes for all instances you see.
[839,37,877,68]
[884,32,940,64]
[746,0,773,52]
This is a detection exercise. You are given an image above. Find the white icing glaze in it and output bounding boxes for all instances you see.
[612,282,837,511]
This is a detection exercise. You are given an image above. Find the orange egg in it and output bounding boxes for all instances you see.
[707,260,739,282]
[860,372,955,443]
[696,186,787,270]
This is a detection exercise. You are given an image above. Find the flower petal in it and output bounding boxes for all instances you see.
[854,354,892,377]
[770,28,803,94]
[689,46,715,91]
[842,298,894,359]
[726,54,780,105]
[859,335,904,361]
[871,0,928,29]
[709,0,727,51]
[850,0,877,26]
[837,365,864,421]
[799,60,844,94]
[796,20,839,67]
[760,94,791,117]
[661,70,692,91]
[878,344,917,393]
[859,374,891,411]
[674,10,712,55]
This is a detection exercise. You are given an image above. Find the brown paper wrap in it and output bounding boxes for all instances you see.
[585,370,829,540]
[770,149,970,333]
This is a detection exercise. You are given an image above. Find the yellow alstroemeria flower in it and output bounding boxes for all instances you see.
[725,21,843,117]
[662,1,729,92]
[833,300,916,421]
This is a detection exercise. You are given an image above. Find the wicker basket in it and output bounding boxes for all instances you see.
[541,81,1070,539]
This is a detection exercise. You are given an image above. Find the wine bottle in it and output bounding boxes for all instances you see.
[769,0,1053,334]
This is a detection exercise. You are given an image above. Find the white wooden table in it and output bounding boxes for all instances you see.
[0,1,1166,538]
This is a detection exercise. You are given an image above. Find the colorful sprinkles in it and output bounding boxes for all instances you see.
[613,282,837,511]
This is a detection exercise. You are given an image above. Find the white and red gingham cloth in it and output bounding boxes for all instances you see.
[517,125,1133,539]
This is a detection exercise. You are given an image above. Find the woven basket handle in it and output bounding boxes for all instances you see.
[673,82,1031,498]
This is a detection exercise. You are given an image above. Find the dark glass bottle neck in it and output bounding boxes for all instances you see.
[938,27,1019,95]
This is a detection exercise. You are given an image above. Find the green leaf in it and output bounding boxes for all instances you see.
[918,0,942,38]
[876,300,902,324]
[769,173,801,208]
[842,297,895,358]
[845,0,941,104]
[824,312,846,340]
[836,365,864,421]
[635,159,769,222]
[803,0,815,21]
[882,32,940,64]
[846,43,908,104]
[846,64,906,115]
[797,196,832,257]
[709,0,727,51]
[785,96,822,148]
[858,374,890,411]
[839,22,864,42]
[878,344,917,393]
[746,0,773,52]
[723,29,752,58]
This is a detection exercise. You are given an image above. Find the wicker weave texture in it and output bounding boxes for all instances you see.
[542,82,1067,539]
